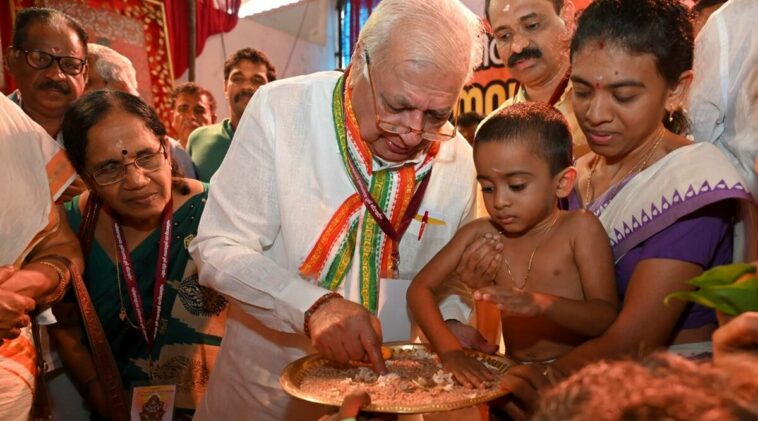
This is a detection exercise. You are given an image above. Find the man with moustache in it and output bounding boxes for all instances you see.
[7,7,87,199]
[169,82,217,148]
[187,48,276,182]
[484,0,589,157]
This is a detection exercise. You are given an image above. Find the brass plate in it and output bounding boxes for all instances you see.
[280,342,514,414]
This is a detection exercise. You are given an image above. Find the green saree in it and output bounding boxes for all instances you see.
[64,188,227,415]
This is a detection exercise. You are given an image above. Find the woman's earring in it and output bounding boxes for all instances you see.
[668,109,674,123]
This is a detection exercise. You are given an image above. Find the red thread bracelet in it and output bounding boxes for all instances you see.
[303,292,341,338]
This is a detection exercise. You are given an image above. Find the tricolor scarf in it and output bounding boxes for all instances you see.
[300,69,439,313]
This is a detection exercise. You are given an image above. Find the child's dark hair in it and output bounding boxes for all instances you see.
[570,0,693,134]
[474,102,573,176]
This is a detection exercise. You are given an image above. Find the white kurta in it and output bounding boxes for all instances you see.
[688,0,758,199]
[190,71,477,419]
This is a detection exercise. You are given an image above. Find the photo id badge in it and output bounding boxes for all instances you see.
[131,384,176,421]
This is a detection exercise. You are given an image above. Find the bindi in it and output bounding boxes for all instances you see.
[121,149,128,156]
[598,40,605,50]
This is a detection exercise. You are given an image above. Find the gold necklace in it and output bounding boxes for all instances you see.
[502,212,561,290]
[583,127,665,208]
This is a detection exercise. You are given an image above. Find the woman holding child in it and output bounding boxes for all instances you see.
[455,0,755,415]
[48,90,227,418]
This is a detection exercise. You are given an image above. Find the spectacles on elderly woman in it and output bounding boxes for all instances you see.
[364,52,459,142]
[91,145,167,186]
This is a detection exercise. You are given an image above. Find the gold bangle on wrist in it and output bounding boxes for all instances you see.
[36,260,65,283]
[33,259,70,306]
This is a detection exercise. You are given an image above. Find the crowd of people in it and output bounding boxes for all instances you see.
[1,0,757,420]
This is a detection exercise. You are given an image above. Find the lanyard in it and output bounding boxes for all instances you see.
[344,153,432,271]
[112,199,173,352]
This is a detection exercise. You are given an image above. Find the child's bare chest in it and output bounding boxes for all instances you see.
[494,238,584,299]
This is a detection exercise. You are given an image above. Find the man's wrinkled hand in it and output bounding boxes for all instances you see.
[455,233,502,290]
[309,297,387,373]
[445,319,498,354]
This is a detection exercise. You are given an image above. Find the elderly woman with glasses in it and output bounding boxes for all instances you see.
[48,90,227,418]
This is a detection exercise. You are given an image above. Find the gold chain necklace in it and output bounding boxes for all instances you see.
[502,212,561,290]
[584,127,665,208]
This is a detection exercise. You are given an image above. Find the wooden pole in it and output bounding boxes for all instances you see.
[188,0,196,82]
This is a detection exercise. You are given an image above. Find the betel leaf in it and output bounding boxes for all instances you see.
[687,263,756,288]
[664,263,758,316]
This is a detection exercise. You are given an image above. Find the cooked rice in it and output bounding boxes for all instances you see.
[299,349,503,407]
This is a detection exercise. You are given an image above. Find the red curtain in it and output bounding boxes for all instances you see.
[165,0,241,78]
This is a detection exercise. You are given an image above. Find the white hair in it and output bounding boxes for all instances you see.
[352,0,484,85]
[87,43,139,96]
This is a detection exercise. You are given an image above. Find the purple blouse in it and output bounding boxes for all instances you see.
[567,193,735,330]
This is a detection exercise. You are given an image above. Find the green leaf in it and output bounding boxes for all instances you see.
[688,263,756,287]
[665,277,758,316]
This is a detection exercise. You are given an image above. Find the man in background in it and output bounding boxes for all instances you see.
[187,47,276,182]
[6,7,86,199]
[484,0,589,157]
[170,82,216,148]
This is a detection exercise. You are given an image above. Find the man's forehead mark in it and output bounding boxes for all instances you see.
[51,46,62,54]
[598,40,605,50]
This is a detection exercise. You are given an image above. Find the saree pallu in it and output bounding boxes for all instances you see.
[65,188,228,417]
[583,143,754,263]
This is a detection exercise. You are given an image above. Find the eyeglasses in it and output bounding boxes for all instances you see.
[364,52,458,142]
[16,48,87,76]
[91,145,167,186]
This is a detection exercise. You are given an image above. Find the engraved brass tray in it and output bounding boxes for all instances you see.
[280,342,514,413]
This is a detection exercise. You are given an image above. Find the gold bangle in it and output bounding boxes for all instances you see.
[34,260,70,306]
[36,260,65,283]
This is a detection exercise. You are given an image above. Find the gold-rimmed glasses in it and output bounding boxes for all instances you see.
[91,144,167,186]
[364,51,459,142]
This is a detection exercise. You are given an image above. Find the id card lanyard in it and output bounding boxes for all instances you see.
[344,155,432,276]
[112,199,173,380]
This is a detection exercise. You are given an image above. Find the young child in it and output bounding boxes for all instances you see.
[408,102,619,387]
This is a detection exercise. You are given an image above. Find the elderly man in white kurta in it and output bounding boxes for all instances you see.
[189,0,490,419]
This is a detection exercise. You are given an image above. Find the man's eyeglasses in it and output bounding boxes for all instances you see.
[364,52,458,142]
[17,48,87,76]
[91,145,167,186]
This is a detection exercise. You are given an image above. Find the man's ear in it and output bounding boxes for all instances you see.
[555,166,577,198]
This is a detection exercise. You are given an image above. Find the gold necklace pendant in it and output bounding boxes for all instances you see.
[501,212,561,290]
[119,307,127,321]
[583,127,665,209]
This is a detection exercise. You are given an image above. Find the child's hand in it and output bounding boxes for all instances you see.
[439,349,494,388]
[474,286,550,317]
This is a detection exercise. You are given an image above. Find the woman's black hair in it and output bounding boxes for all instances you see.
[61,90,188,193]
[570,0,693,134]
